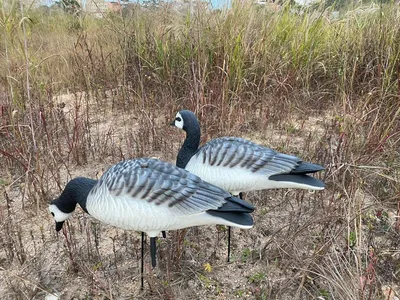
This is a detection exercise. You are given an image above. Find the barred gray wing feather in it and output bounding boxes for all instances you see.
[194,137,301,176]
[96,158,230,215]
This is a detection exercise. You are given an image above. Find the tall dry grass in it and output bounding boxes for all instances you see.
[0,0,399,299]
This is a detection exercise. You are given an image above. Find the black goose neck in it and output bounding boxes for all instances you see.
[176,114,201,169]
[53,177,98,214]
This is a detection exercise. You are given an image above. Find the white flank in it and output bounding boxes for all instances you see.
[185,157,324,195]
[86,184,251,237]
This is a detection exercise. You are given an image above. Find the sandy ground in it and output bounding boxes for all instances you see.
[0,91,399,300]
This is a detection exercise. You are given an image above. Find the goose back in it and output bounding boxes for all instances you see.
[183,137,324,194]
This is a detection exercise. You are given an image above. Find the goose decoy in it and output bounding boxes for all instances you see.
[170,109,325,261]
[49,158,254,288]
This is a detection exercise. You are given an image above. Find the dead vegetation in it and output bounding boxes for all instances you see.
[0,1,399,299]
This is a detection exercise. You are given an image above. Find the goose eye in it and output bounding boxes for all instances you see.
[176,117,182,122]
[51,212,55,217]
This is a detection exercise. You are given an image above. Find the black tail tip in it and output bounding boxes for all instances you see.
[207,211,254,227]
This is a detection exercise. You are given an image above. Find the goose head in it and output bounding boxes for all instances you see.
[170,110,200,132]
[49,202,72,232]
[49,177,97,232]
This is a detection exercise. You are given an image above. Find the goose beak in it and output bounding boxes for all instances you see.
[169,120,175,126]
[55,221,65,232]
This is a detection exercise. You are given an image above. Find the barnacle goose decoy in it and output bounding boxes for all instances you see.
[49,157,254,288]
[171,109,325,261]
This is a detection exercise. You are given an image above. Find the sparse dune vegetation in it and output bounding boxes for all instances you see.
[0,0,399,298]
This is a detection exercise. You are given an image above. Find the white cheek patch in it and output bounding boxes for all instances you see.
[49,204,73,222]
[175,112,184,129]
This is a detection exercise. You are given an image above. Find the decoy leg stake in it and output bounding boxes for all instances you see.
[227,226,231,262]
[141,232,145,289]
[150,237,157,268]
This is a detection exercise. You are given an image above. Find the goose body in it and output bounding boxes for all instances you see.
[49,158,254,236]
[172,110,325,194]
[183,137,324,194]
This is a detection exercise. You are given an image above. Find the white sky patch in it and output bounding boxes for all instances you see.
[294,0,318,5]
